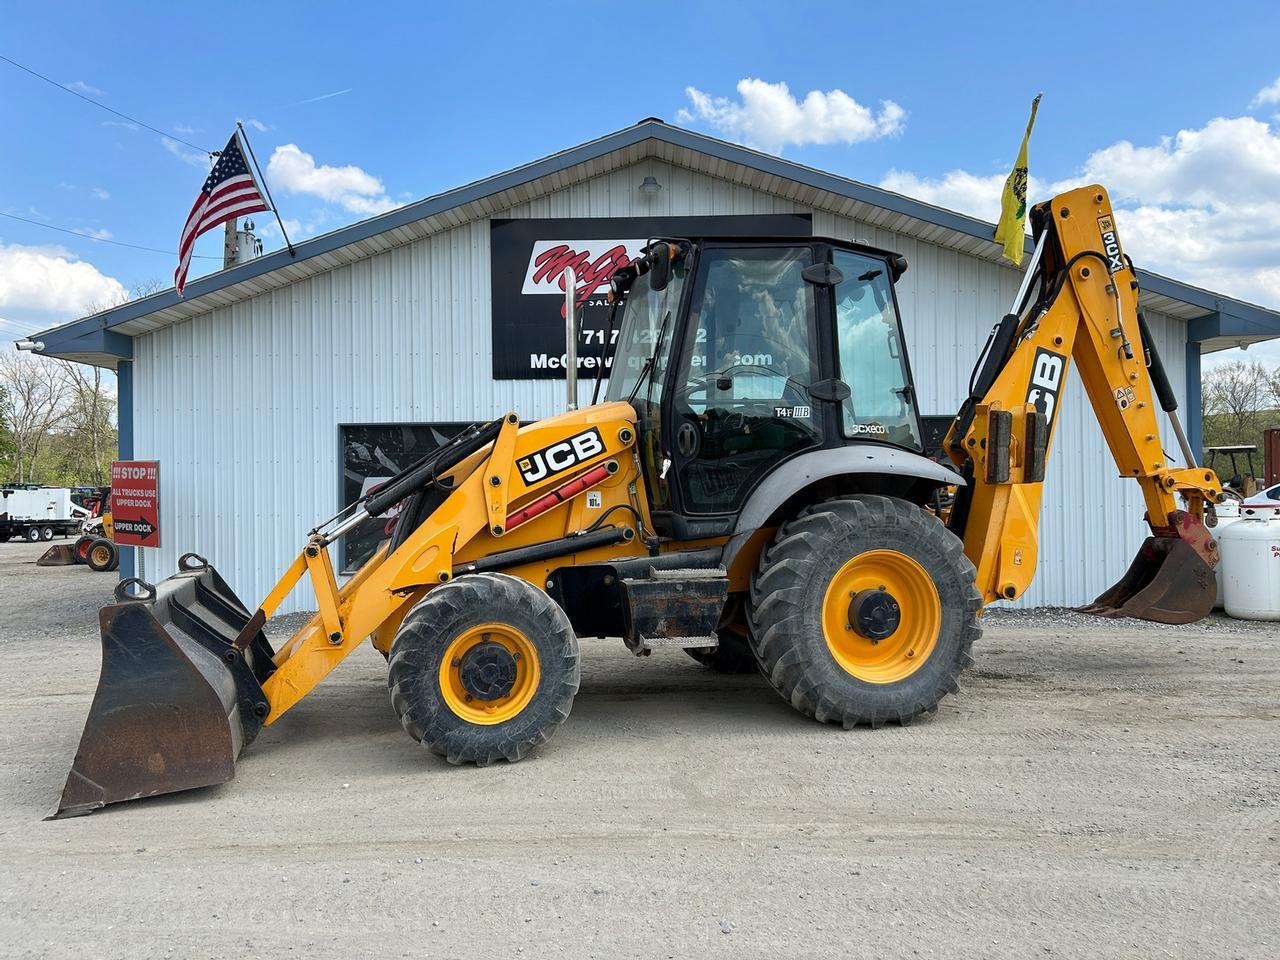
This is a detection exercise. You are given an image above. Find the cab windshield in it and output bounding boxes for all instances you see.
[604,259,687,403]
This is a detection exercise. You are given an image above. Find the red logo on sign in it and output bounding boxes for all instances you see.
[522,239,643,316]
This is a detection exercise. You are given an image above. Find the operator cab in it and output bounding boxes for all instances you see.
[605,237,922,539]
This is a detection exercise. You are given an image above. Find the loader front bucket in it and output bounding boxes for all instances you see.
[37,544,79,566]
[1079,528,1217,625]
[50,555,276,819]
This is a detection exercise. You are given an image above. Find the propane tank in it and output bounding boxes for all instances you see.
[1208,499,1243,609]
[1218,512,1280,621]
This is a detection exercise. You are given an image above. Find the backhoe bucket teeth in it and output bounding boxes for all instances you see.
[1078,536,1216,625]
[50,556,275,819]
[36,544,78,565]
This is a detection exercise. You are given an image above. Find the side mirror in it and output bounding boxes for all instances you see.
[647,242,671,292]
[889,255,909,282]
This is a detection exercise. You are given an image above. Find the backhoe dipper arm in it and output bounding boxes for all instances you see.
[943,185,1221,623]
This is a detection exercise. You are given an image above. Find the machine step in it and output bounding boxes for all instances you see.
[638,635,718,651]
[620,567,729,654]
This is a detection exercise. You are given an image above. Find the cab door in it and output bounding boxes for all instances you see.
[665,244,823,523]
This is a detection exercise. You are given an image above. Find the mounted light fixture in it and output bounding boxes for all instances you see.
[638,175,662,197]
[15,339,44,352]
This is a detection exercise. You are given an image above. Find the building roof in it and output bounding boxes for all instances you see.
[29,118,1280,368]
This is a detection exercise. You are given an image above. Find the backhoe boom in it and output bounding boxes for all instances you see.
[944,185,1221,622]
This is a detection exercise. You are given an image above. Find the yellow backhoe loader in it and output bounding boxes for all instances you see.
[51,185,1222,818]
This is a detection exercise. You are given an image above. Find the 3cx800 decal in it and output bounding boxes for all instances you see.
[1098,214,1124,273]
[517,427,605,484]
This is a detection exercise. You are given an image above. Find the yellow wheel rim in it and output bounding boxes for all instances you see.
[438,623,540,725]
[821,550,941,684]
[90,545,112,567]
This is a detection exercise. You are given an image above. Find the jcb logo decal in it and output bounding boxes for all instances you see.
[1027,348,1065,432]
[1098,215,1124,273]
[518,428,605,484]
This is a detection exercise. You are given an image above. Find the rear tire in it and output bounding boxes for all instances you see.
[388,573,579,765]
[40,525,55,541]
[86,538,117,572]
[73,535,94,564]
[26,527,40,543]
[748,495,981,728]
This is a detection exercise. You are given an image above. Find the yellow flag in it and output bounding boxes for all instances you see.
[993,94,1041,265]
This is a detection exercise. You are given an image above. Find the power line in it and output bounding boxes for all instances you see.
[0,316,41,333]
[0,53,214,154]
[0,211,219,259]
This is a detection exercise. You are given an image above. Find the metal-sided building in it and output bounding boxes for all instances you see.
[33,119,1280,612]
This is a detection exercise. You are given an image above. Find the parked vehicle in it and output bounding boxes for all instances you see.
[0,486,90,543]
[1241,481,1280,515]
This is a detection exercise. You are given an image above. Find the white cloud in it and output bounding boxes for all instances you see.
[161,136,210,169]
[677,78,904,153]
[173,123,203,136]
[66,80,102,96]
[879,168,1043,224]
[880,115,1280,317]
[91,187,110,201]
[74,227,112,241]
[1250,76,1280,109]
[101,119,139,132]
[0,244,126,322]
[266,144,398,216]
[243,118,269,132]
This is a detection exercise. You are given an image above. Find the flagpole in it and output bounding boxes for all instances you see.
[236,120,296,258]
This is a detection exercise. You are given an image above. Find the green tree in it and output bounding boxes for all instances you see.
[0,382,16,481]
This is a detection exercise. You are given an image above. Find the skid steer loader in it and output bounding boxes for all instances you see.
[51,185,1223,818]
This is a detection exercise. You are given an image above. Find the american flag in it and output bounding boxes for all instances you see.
[175,131,270,296]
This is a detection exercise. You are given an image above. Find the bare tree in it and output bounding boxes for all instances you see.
[54,360,115,484]
[0,350,73,483]
[1201,358,1280,455]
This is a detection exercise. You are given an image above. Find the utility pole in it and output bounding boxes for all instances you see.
[222,219,238,269]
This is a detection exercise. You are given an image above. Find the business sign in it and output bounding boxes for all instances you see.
[489,214,812,379]
[110,460,160,547]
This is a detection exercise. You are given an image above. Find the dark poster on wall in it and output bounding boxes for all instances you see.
[489,214,812,380]
[340,422,471,573]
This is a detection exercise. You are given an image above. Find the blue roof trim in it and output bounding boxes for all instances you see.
[34,119,1280,350]
[38,326,133,360]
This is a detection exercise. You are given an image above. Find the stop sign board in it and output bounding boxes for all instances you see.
[110,460,160,547]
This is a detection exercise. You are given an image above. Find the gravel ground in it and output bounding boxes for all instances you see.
[0,538,1277,960]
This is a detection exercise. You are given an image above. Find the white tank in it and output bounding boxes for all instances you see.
[1219,513,1280,621]
[1208,501,1243,609]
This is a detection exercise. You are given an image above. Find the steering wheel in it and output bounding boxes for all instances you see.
[680,363,810,406]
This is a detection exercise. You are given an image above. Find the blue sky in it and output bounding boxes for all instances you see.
[3,1,1280,364]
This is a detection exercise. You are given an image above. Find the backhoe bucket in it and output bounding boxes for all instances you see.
[1079,535,1217,625]
[50,555,275,819]
[37,544,78,566]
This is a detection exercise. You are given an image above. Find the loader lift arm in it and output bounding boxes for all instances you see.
[943,185,1222,622]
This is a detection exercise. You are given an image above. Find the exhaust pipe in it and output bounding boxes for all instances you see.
[565,266,578,411]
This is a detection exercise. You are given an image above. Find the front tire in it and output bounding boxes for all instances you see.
[388,573,580,765]
[748,495,981,728]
